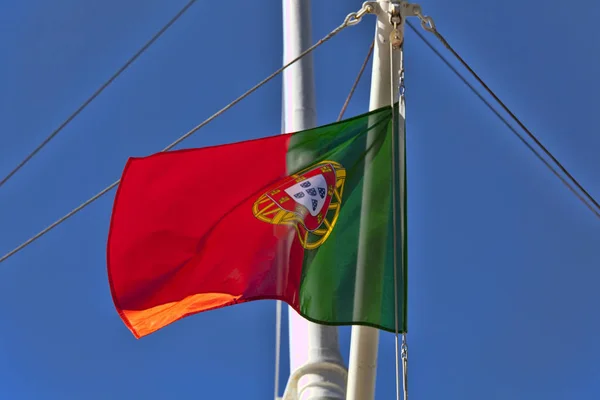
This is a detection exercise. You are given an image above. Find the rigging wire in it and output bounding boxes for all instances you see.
[406,20,600,219]
[391,37,402,400]
[401,335,408,400]
[406,19,600,219]
[273,38,375,400]
[274,300,282,399]
[337,40,374,121]
[0,0,200,190]
[389,13,404,400]
[0,9,367,263]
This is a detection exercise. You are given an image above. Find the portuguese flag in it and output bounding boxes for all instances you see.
[107,105,407,338]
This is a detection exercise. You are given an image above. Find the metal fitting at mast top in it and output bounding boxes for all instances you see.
[390,3,404,49]
[345,2,375,26]
[359,1,431,48]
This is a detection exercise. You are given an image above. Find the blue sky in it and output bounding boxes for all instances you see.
[1,0,599,398]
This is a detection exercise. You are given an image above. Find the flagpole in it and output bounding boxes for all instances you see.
[346,1,404,399]
[281,1,347,399]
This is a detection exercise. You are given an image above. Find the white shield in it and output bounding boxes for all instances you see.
[284,174,328,217]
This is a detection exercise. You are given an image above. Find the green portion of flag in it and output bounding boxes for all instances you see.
[287,105,407,333]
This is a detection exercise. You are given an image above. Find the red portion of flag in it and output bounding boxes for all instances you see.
[107,134,305,338]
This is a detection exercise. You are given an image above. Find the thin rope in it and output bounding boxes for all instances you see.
[274,300,282,399]
[389,24,402,400]
[407,19,600,219]
[337,40,374,121]
[401,334,408,400]
[406,20,600,219]
[0,180,121,264]
[429,24,600,213]
[0,12,363,265]
[0,0,200,190]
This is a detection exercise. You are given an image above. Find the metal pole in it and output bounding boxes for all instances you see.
[282,1,347,399]
[346,1,404,399]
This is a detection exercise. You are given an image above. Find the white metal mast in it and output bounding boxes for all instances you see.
[346,1,408,399]
[281,1,347,400]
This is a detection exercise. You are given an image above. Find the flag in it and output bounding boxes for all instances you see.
[107,105,407,338]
